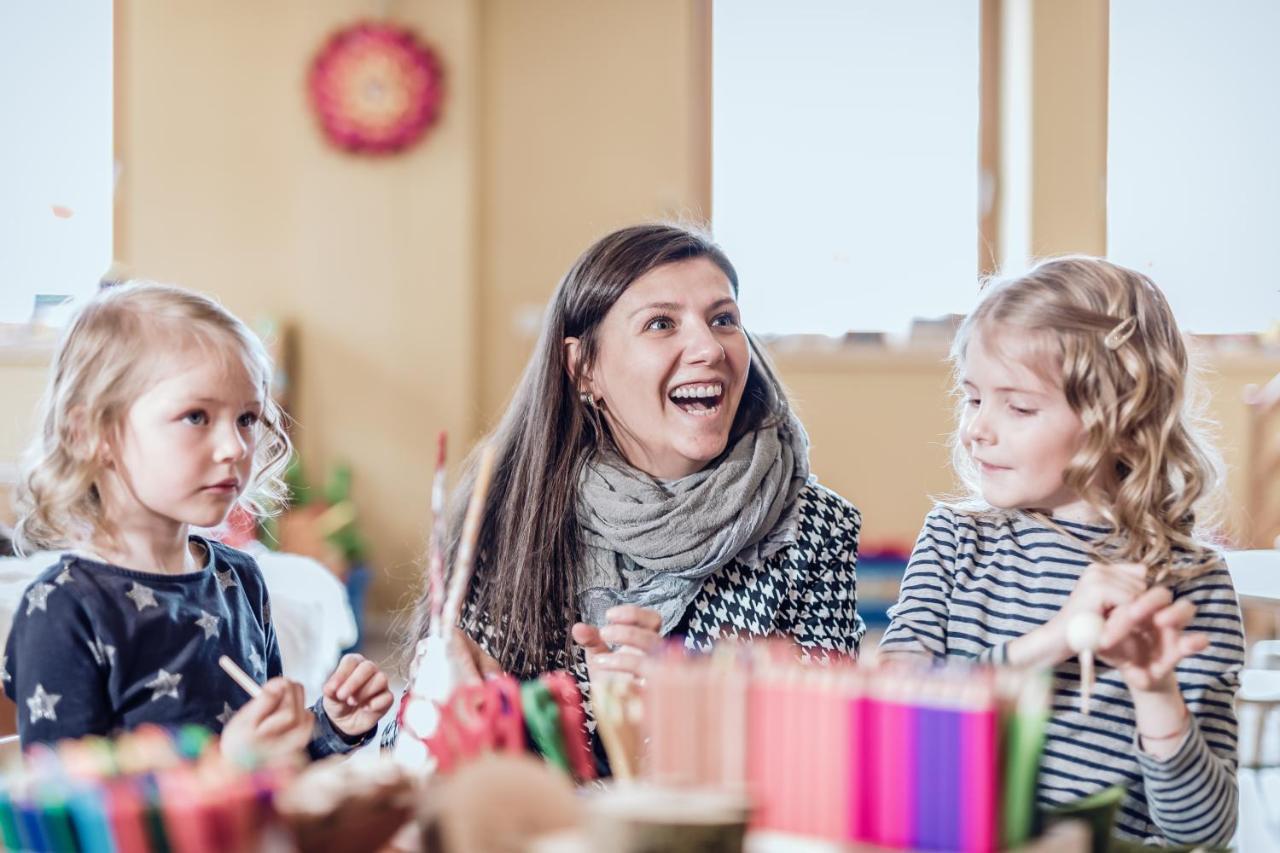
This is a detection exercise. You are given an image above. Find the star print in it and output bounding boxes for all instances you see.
[215,569,238,591]
[195,610,220,640]
[216,702,235,727]
[87,637,116,667]
[248,648,264,676]
[25,583,55,615]
[125,582,158,612]
[27,684,61,723]
[0,656,9,684]
[145,669,182,702]
[54,568,74,586]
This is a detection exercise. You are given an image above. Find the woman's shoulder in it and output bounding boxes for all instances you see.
[774,481,860,570]
[796,480,861,532]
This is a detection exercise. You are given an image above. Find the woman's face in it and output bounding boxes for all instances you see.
[568,257,751,480]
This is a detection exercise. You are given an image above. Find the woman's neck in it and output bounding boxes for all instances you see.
[85,524,203,575]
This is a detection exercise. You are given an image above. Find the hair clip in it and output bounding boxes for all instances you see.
[1104,316,1137,350]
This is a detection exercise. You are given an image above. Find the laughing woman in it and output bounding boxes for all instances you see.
[411,223,865,686]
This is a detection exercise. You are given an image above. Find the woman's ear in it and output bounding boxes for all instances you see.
[563,337,592,395]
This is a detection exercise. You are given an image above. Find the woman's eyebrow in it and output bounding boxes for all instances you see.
[628,301,682,319]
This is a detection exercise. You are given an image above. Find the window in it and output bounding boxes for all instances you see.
[1108,0,1279,333]
[712,0,981,336]
[0,4,113,325]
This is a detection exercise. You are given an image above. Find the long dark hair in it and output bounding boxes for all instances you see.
[412,223,792,673]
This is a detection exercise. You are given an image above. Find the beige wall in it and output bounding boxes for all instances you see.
[2,1,1274,619]
[1030,0,1109,256]
[115,0,482,611]
[477,0,709,420]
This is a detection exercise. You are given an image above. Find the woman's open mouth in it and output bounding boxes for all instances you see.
[669,382,724,417]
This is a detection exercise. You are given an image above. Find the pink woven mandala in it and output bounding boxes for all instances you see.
[308,21,444,155]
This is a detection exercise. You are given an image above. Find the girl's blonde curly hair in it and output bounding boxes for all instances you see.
[15,282,292,553]
[949,256,1225,581]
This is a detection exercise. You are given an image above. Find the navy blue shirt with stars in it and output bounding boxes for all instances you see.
[2,537,368,757]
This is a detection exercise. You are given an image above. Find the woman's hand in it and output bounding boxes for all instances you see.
[220,676,314,764]
[572,605,662,681]
[1007,562,1148,668]
[449,629,503,681]
[321,653,396,738]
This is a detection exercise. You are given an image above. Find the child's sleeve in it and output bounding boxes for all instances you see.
[1135,563,1243,847]
[5,576,115,746]
[878,507,960,660]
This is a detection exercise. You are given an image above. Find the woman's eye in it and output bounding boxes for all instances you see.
[238,412,260,428]
[646,316,675,332]
[711,312,740,328]
[183,410,208,426]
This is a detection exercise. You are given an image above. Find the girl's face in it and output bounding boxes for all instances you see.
[100,346,263,537]
[958,325,1096,522]
[568,257,751,480]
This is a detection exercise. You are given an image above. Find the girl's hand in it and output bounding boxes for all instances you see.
[322,653,396,737]
[572,605,662,681]
[1008,562,1147,668]
[221,677,314,764]
[1095,585,1209,693]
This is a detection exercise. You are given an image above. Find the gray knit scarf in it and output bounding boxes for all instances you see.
[575,411,812,635]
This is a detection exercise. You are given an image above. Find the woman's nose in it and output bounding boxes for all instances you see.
[682,323,725,365]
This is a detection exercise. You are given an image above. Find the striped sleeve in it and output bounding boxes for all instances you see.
[1135,564,1242,846]
[879,507,959,659]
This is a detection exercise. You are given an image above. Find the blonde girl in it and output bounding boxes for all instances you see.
[5,282,392,759]
[881,257,1243,846]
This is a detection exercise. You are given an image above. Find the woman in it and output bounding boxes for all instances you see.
[414,223,864,684]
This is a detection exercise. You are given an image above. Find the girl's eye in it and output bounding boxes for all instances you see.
[964,397,981,408]
[645,316,675,332]
[183,410,208,426]
[711,312,740,328]
[238,412,260,428]
[1009,404,1037,416]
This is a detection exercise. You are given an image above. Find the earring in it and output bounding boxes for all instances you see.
[580,392,595,407]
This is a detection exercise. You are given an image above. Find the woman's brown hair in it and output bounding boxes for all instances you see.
[410,223,791,672]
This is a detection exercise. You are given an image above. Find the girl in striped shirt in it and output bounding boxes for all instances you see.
[881,257,1243,846]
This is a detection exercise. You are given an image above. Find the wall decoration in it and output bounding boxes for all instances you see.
[308,21,444,155]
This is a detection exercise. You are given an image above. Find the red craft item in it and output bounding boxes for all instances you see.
[308,21,445,155]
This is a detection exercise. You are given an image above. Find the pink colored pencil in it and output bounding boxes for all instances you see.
[961,681,999,853]
[427,431,448,636]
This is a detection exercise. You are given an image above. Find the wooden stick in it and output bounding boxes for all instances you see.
[218,655,262,698]
[428,431,449,636]
[441,444,497,632]
[1066,611,1104,715]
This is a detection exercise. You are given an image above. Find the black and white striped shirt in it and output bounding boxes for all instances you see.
[880,506,1242,847]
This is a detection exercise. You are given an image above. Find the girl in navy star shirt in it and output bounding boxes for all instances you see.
[5,282,393,761]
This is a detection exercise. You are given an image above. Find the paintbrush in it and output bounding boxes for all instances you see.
[428,431,448,637]
[441,444,497,633]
